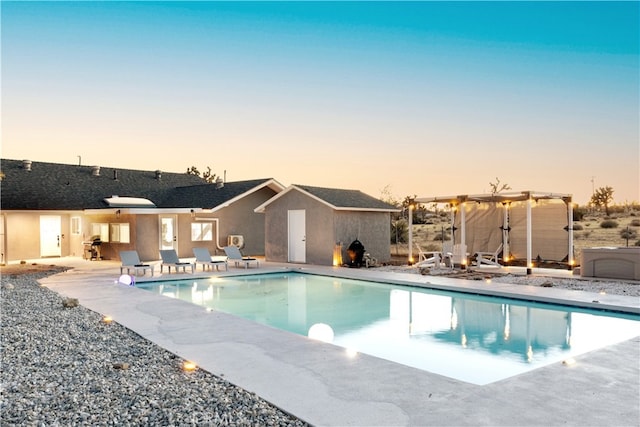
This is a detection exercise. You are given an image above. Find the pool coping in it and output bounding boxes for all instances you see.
[39,259,640,426]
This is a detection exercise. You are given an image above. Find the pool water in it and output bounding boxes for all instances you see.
[136,272,640,385]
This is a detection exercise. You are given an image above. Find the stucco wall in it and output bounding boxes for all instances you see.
[263,190,392,266]
[335,211,391,264]
[6,213,47,260]
[263,189,336,265]
[213,187,277,256]
[4,212,73,261]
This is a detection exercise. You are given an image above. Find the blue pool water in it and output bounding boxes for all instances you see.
[136,272,640,385]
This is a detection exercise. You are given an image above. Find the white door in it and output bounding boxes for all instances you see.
[160,215,177,250]
[288,210,306,263]
[40,215,62,257]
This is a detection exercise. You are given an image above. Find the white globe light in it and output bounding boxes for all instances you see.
[118,274,133,286]
[308,323,334,343]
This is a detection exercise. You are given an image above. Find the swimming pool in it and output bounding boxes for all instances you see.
[136,272,640,385]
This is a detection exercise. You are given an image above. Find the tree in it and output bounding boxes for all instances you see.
[379,185,400,208]
[489,177,511,195]
[186,165,217,183]
[590,186,614,215]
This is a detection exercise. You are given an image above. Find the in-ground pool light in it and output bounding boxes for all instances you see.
[308,323,334,343]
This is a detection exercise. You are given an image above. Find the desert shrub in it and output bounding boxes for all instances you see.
[635,240,640,246]
[424,243,440,252]
[630,219,640,227]
[581,230,592,239]
[572,223,584,231]
[433,232,451,241]
[620,228,638,240]
[600,219,619,229]
[573,207,587,221]
[391,219,408,244]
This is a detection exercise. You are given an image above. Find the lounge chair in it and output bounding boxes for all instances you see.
[473,243,503,267]
[223,245,260,268]
[192,247,228,271]
[160,249,194,274]
[119,250,155,276]
[414,243,446,269]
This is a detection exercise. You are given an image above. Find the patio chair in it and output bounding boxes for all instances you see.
[223,245,260,268]
[451,243,469,268]
[192,247,228,271]
[473,243,503,267]
[119,250,154,276]
[415,243,445,269]
[441,243,468,269]
[160,249,194,274]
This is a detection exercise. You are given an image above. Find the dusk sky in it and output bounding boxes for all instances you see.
[2,1,638,205]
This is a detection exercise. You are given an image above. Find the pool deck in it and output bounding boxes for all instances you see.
[29,258,640,426]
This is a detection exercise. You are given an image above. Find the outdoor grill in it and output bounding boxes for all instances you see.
[346,239,365,268]
[83,235,102,260]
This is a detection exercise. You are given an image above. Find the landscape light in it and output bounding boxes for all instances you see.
[345,348,358,358]
[182,361,197,372]
[102,315,113,324]
[118,274,135,286]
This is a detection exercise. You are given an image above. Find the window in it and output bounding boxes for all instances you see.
[71,217,81,235]
[191,222,213,241]
[91,223,109,242]
[110,223,130,243]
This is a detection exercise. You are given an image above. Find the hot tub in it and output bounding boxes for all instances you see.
[581,247,640,281]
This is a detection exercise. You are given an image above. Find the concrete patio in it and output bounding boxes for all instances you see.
[25,257,640,426]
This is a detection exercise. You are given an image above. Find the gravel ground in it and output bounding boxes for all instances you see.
[379,265,640,297]
[0,271,309,426]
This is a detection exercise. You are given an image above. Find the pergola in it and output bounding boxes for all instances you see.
[414,191,574,274]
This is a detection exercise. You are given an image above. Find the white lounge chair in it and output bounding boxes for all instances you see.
[160,249,194,274]
[223,245,260,268]
[414,243,446,269]
[473,243,503,267]
[192,247,228,271]
[119,250,154,276]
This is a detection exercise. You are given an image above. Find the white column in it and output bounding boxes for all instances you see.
[526,197,532,275]
[408,205,413,265]
[460,203,466,247]
[567,198,574,269]
[502,203,510,263]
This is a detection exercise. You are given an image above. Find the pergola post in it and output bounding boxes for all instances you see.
[502,202,510,263]
[566,196,574,269]
[526,193,532,275]
[408,204,413,265]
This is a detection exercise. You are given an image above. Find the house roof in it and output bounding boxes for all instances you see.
[0,159,281,211]
[254,184,400,213]
[160,179,285,210]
